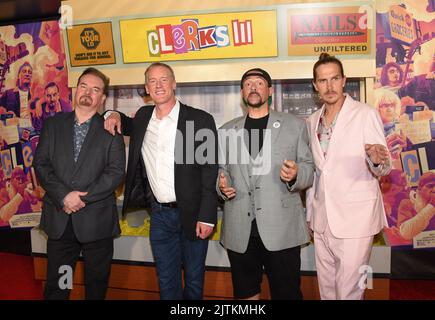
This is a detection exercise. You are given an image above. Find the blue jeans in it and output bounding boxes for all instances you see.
[150,203,209,300]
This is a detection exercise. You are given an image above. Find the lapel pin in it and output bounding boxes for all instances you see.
[273,121,280,129]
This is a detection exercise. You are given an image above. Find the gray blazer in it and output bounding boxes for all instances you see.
[217,110,314,253]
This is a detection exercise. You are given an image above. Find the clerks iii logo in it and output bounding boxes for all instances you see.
[80,28,100,49]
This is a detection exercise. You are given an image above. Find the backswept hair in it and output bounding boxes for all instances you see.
[313,53,344,81]
[16,62,32,87]
[44,81,59,91]
[144,62,175,83]
[77,67,110,96]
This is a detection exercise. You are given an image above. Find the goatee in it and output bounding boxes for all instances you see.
[79,96,92,106]
[244,92,265,108]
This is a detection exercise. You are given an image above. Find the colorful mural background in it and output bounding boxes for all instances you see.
[375,1,434,248]
[0,20,71,228]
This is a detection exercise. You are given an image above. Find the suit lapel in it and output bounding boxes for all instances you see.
[175,103,187,171]
[311,106,326,165]
[268,110,282,147]
[253,111,280,184]
[135,106,154,153]
[324,94,353,162]
[176,103,187,135]
[232,115,251,188]
[62,112,75,169]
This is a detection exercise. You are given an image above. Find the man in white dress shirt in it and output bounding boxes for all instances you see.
[105,62,218,300]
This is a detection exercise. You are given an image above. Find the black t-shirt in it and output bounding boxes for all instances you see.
[244,114,269,157]
[244,114,269,237]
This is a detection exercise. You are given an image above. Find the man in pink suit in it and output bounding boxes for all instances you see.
[306,53,392,300]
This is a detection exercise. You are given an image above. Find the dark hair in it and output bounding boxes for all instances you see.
[144,62,175,83]
[44,81,59,91]
[313,53,344,81]
[380,62,403,86]
[18,61,32,74]
[77,67,110,96]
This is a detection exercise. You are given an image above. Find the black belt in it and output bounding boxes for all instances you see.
[156,200,178,208]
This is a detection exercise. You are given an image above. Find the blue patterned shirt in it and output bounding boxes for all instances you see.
[73,118,92,162]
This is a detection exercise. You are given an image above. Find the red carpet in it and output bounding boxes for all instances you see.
[0,252,434,300]
[0,253,43,300]
[390,279,435,300]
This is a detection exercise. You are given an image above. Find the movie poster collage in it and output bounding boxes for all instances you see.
[375,3,434,248]
[0,21,71,228]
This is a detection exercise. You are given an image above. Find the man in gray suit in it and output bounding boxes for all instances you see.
[217,68,314,300]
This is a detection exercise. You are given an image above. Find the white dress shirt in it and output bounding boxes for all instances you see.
[142,101,179,203]
[19,89,30,119]
[106,103,214,227]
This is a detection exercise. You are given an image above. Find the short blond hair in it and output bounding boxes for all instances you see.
[374,88,401,118]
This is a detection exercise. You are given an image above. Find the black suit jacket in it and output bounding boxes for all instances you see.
[34,112,125,243]
[0,88,30,117]
[120,103,218,240]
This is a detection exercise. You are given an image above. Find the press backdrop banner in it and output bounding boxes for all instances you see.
[120,10,278,63]
[0,21,71,229]
[287,6,372,56]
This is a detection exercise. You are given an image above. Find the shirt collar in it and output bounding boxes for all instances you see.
[320,93,348,119]
[74,116,93,126]
[151,100,180,123]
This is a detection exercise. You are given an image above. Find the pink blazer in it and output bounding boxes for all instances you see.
[306,95,391,238]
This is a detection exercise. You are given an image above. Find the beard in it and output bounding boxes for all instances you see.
[79,95,92,107]
[243,92,267,108]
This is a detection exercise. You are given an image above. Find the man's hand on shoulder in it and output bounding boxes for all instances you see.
[104,111,122,136]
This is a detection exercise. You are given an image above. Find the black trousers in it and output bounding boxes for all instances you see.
[227,232,302,300]
[44,217,114,300]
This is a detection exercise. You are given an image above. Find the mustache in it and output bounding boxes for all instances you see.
[79,95,93,105]
[248,92,261,98]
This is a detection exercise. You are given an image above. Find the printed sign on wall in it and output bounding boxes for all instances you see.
[67,22,116,67]
[120,10,277,63]
[386,5,417,45]
[287,6,371,56]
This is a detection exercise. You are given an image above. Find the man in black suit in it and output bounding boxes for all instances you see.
[34,68,125,300]
[105,62,218,300]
